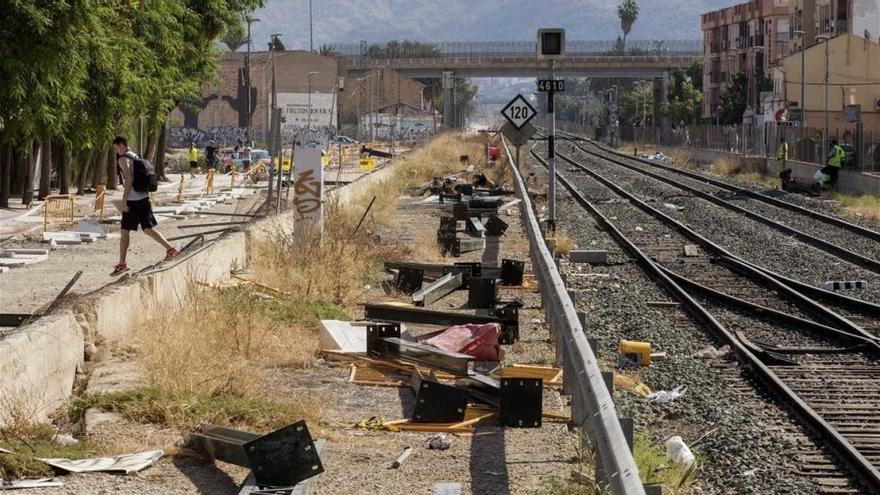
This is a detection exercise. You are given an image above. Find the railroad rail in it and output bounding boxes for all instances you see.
[529,144,880,493]
[500,136,645,495]
[557,134,880,274]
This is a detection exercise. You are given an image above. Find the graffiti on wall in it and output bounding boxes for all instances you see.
[277,93,338,146]
[360,114,435,142]
[168,126,251,148]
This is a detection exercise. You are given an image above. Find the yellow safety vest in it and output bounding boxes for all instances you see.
[188,147,198,162]
[828,145,845,168]
[777,142,788,161]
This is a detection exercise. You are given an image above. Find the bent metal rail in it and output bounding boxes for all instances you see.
[531,145,880,492]
[500,136,645,495]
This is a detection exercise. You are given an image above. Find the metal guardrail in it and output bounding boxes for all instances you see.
[332,39,702,58]
[501,136,645,494]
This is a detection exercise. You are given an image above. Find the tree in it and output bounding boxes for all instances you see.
[433,79,478,128]
[366,40,439,58]
[619,83,654,125]
[268,35,285,51]
[717,73,771,124]
[617,0,640,52]
[318,44,338,57]
[222,22,248,52]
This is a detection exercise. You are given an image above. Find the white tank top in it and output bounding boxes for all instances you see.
[121,152,148,201]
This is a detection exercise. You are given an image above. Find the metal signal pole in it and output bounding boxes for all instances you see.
[547,60,557,231]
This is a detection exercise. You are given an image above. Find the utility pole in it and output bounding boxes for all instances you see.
[794,30,806,126]
[818,34,831,158]
[245,16,259,145]
[307,71,318,146]
[309,0,314,52]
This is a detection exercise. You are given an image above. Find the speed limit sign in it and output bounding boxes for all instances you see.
[501,94,537,130]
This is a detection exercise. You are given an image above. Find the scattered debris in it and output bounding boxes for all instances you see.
[432,482,462,495]
[694,345,730,359]
[613,374,652,397]
[665,435,696,468]
[662,203,678,211]
[683,244,700,257]
[618,340,652,367]
[426,433,451,450]
[0,478,64,490]
[647,385,687,404]
[36,450,163,474]
[389,447,413,469]
[319,320,411,355]
[422,323,503,361]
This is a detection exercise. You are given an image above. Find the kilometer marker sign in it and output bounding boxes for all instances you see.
[501,94,537,130]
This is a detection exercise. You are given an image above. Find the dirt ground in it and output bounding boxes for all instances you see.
[6,165,582,494]
[0,166,367,315]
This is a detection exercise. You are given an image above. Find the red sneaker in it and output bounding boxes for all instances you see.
[110,263,129,276]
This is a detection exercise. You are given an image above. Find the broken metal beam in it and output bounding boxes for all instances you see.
[363,303,517,339]
[452,237,485,257]
[188,422,323,488]
[412,271,463,307]
[177,221,251,229]
[167,227,235,241]
[466,217,486,238]
[382,337,473,376]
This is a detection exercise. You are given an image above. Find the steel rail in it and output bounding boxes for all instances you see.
[563,140,880,273]
[578,136,880,243]
[553,148,876,341]
[501,137,645,495]
[530,146,880,493]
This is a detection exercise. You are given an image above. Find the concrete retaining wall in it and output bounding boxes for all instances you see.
[656,145,880,196]
[0,160,399,426]
[0,311,83,423]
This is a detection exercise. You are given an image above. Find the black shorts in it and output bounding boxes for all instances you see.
[121,198,158,231]
[189,161,198,168]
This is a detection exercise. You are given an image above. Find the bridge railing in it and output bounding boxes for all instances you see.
[331,40,702,59]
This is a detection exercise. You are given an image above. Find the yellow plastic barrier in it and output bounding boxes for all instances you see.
[230,170,238,189]
[93,185,106,221]
[43,194,75,232]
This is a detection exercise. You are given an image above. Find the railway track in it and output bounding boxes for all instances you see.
[528,144,880,493]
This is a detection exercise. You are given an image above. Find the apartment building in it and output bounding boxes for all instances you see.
[701,0,793,118]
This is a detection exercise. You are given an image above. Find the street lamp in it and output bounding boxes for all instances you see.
[793,30,806,125]
[817,34,831,158]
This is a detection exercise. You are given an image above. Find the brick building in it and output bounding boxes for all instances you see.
[168,51,430,147]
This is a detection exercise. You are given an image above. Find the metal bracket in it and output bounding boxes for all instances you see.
[189,422,323,488]
[395,267,424,295]
[363,303,518,345]
[500,259,525,286]
[412,271,463,307]
[410,369,469,423]
[466,217,486,238]
[366,322,401,357]
[467,277,497,309]
[452,237,486,257]
[499,378,543,428]
[485,215,509,236]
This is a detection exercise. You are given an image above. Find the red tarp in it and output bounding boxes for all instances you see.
[487,146,501,161]
[424,323,503,361]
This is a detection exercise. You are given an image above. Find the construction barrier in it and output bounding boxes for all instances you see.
[93,185,106,222]
[205,169,215,195]
[176,175,185,202]
[230,170,238,189]
[43,194,75,232]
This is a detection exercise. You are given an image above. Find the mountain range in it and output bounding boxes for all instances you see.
[250,0,737,50]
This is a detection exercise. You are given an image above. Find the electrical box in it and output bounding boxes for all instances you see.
[537,28,565,60]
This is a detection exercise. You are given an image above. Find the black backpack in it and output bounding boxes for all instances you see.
[122,152,158,192]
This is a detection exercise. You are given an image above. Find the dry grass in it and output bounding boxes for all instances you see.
[549,232,576,256]
[668,149,697,170]
[731,172,779,188]
[710,157,740,176]
[836,193,880,222]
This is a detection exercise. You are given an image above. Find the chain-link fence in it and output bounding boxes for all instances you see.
[629,124,880,174]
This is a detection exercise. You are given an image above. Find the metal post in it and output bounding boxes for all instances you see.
[245,17,257,145]
[547,61,557,231]
[795,30,806,126]
[823,37,829,158]
[308,0,314,52]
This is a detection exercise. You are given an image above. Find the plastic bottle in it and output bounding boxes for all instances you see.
[665,436,695,468]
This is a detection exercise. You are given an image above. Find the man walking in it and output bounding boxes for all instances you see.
[188,141,199,178]
[111,136,177,276]
[776,137,788,186]
[205,140,218,171]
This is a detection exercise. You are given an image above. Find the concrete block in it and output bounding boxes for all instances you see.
[1,248,49,256]
[0,311,83,425]
[569,250,609,264]
[42,232,82,244]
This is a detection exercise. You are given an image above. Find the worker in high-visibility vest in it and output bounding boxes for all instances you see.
[821,139,845,187]
[776,137,789,185]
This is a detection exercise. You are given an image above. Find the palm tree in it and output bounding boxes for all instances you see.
[318,44,338,57]
[617,0,640,52]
